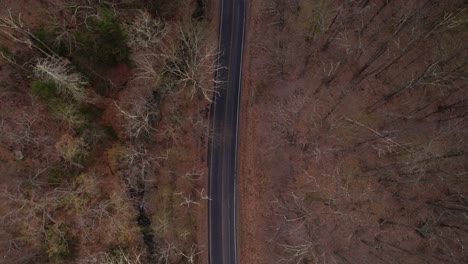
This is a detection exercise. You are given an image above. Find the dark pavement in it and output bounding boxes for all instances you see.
[208,0,246,263]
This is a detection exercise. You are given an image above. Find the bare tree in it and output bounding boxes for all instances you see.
[34,56,88,102]
[0,186,59,233]
[133,53,163,86]
[425,8,468,37]
[0,109,48,148]
[76,247,143,264]
[126,10,168,50]
[270,94,306,144]
[115,97,160,140]
[175,192,200,208]
[52,102,87,128]
[177,243,202,264]
[263,0,293,28]
[55,134,89,167]
[161,25,221,102]
[0,9,59,56]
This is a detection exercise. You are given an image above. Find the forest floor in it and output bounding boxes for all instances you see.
[238,0,467,263]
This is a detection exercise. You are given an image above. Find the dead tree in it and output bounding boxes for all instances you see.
[126,10,168,50]
[0,9,59,56]
[161,25,221,102]
[115,97,160,140]
[33,56,88,102]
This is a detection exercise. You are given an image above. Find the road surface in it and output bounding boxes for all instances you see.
[208,0,246,263]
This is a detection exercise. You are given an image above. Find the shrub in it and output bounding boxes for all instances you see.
[32,28,67,56]
[74,8,129,67]
[44,223,75,261]
[148,0,179,18]
[56,135,89,165]
[32,81,99,129]
[31,80,58,101]
[61,173,98,214]
[46,164,81,186]
[0,46,18,63]
[102,125,118,140]
[76,124,118,147]
[91,77,113,96]
[106,245,129,259]
[51,101,88,128]
[102,246,142,264]
[77,104,103,121]
[47,165,68,186]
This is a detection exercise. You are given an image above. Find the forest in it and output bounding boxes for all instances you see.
[238,0,468,263]
[1,0,467,263]
[0,0,213,263]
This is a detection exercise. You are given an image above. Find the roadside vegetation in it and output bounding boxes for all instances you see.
[0,0,214,263]
[241,0,468,263]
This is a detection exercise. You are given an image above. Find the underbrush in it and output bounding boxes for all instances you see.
[44,223,76,261]
[33,7,128,95]
[33,8,128,68]
[74,8,129,67]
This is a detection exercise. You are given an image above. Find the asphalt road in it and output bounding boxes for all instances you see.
[208,0,246,263]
